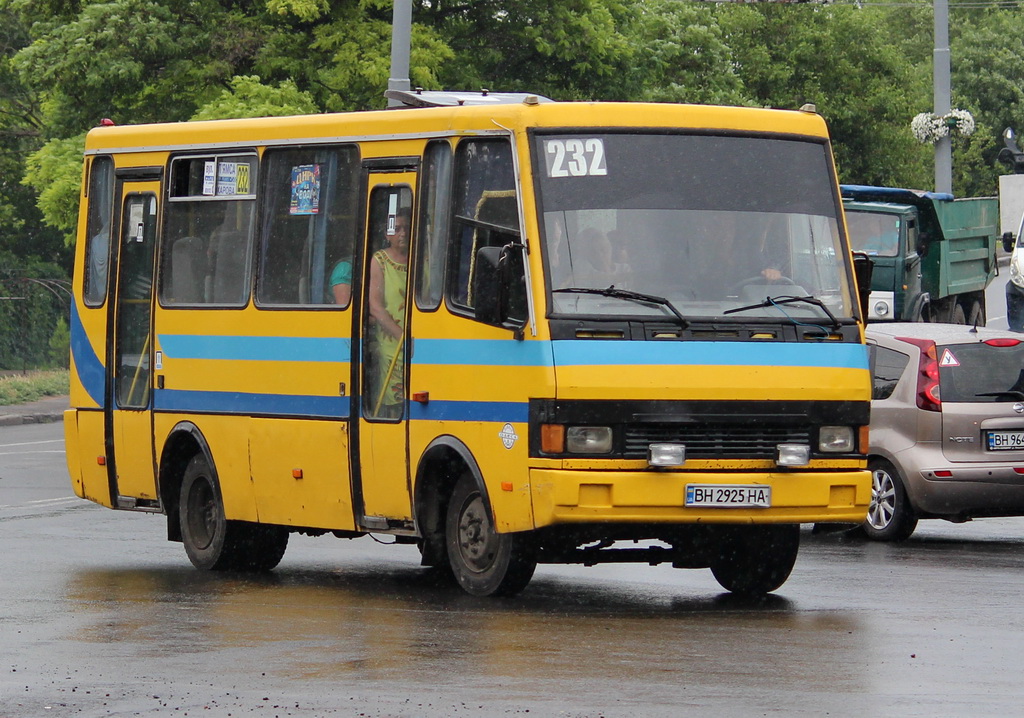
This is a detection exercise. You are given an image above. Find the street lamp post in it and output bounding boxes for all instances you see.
[387,0,412,108]
[934,0,952,194]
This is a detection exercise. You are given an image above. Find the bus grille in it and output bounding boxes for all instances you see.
[623,424,812,460]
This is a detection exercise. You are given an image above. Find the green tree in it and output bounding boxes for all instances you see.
[191,75,319,121]
[718,2,931,188]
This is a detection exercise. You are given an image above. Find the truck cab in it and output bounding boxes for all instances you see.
[842,185,998,325]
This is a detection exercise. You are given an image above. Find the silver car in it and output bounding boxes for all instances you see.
[864,322,1024,540]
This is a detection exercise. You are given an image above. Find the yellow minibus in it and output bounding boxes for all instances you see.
[64,90,871,596]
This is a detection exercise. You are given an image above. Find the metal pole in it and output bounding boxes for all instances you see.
[934,0,952,194]
[387,0,412,108]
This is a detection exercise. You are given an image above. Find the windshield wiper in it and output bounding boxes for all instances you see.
[723,294,841,330]
[976,390,1024,400]
[553,286,690,328]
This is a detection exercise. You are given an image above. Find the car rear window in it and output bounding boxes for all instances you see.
[938,342,1024,403]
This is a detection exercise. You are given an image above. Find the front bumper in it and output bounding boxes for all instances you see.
[529,468,871,527]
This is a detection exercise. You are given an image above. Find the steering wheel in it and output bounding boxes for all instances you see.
[728,275,797,296]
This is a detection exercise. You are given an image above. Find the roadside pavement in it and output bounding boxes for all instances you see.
[0,395,68,427]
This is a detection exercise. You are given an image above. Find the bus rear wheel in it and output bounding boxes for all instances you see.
[709,525,800,595]
[179,454,288,571]
[445,473,536,597]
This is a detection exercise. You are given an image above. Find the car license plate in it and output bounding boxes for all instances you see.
[986,430,1024,451]
[685,484,771,508]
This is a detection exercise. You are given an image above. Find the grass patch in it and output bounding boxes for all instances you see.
[0,370,70,406]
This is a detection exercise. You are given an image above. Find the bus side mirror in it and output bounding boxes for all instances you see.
[473,245,507,325]
[1004,232,1016,254]
[853,252,874,320]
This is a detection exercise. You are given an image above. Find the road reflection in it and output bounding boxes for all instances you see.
[63,557,866,699]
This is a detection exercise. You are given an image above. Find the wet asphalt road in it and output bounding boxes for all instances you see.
[4,420,1024,717]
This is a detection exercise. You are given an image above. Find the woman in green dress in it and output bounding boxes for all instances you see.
[367,213,409,416]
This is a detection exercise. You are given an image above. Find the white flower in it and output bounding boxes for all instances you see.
[946,108,975,137]
[911,109,975,144]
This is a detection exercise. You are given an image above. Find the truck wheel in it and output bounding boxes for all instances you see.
[709,525,799,595]
[966,300,985,328]
[445,472,536,596]
[951,303,966,324]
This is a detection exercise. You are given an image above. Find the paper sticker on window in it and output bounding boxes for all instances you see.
[386,193,399,235]
[217,162,237,196]
[128,202,145,243]
[544,138,608,178]
[290,164,321,215]
[203,161,216,196]
[236,163,252,195]
[939,348,960,367]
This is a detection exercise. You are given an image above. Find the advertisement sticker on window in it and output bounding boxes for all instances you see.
[290,164,321,215]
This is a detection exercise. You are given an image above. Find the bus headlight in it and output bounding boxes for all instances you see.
[566,426,613,454]
[819,425,855,452]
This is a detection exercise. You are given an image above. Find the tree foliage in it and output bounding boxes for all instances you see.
[4,0,1024,265]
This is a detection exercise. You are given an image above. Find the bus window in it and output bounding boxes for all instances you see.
[447,139,525,320]
[83,156,114,306]
[160,154,257,306]
[256,146,361,307]
[415,141,452,311]
[363,186,412,420]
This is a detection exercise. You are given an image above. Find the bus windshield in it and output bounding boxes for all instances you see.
[534,132,854,323]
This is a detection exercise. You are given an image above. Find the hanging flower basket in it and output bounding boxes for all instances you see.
[911,109,975,144]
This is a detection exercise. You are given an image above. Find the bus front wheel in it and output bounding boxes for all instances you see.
[445,473,536,597]
[709,525,799,595]
[179,454,288,571]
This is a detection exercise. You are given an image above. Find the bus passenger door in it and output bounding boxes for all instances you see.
[107,184,160,506]
[355,176,415,528]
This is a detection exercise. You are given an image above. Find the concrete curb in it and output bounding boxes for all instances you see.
[0,412,64,427]
[0,396,68,428]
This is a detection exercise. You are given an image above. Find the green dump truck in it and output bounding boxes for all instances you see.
[841,185,999,324]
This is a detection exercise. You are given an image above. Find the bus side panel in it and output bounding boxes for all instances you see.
[154,413,259,522]
[69,408,113,506]
[249,418,354,530]
[408,315,552,534]
[153,308,350,527]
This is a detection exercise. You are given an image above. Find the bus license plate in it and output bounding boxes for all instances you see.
[685,484,771,508]
[986,430,1024,451]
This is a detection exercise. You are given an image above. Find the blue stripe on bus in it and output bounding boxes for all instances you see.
[158,334,351,362]
[408,400,529,423]
[155,335,867,370]
[552,339,868,368]
[412,339,555,366]
[413,338,867,369]
[70,302,105,406]
[154,389,349,418]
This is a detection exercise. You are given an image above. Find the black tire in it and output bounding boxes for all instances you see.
[863,458,918,542]
[951,302,966,324]
[709,524,800,596]
[179,454,288,571]
[445,472,536,597]
[967,300,985,328]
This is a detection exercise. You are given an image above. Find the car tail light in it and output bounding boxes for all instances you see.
[896,336,941,412]
[984,338,1022,347]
